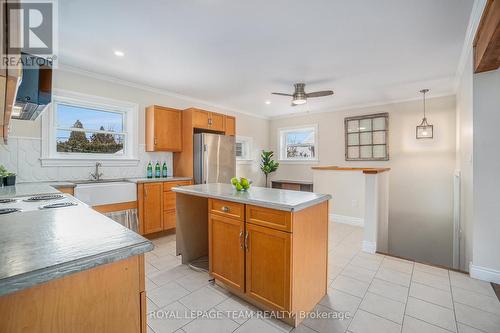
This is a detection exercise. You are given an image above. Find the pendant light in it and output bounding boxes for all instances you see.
[416,89,433,139]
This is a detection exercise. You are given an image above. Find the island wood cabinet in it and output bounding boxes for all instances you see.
[208,198,328,325]
[138,181,191,235]
[145,105,182,152]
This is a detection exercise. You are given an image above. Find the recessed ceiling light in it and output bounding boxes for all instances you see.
[114,50,125,57]
[265,101,271,105]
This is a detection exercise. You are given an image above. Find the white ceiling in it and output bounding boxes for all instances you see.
[59,0,474,117]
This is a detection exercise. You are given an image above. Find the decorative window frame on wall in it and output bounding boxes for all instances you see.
[344,113,389,161]
[40,89,139,167]
[235,135,253,164]
[278,124,319,164]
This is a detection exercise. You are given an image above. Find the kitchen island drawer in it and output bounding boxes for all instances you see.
[209,199,244,221]
[246,205,292,232]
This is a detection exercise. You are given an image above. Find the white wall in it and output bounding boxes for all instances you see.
[471,68,500,282]
[270,96,457,267]
[0,68,269,184]
[455,51,474,272]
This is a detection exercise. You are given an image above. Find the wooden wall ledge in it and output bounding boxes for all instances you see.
[311,166,391,174]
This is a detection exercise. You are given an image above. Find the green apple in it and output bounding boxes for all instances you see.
[231,177,239,186]
[235,183,243,191]
[240,178,249,188]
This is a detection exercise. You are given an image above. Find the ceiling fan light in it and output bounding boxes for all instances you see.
[292,98,307,105]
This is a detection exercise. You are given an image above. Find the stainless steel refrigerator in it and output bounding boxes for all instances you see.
[193,133,235,184]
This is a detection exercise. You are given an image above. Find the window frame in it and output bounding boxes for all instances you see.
[344,112,389,161]
[41,89,139,167]
[278,124,319,163]
[235,135,253,164]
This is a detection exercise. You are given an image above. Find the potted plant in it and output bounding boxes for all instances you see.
[260,151,279,187]
[0,165,16,186]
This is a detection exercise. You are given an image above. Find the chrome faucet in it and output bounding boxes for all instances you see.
[90,162,103,181]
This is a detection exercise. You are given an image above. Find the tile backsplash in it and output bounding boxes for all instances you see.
[0,137,173,182]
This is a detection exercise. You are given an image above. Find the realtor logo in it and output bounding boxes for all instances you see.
[2,1,58,68]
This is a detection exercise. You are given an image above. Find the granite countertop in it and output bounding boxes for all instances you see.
[0,206,153,297]
[126,177,192,183]
[172,183,331,212]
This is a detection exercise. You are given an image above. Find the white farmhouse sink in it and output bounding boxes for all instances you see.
[74,181,136,206]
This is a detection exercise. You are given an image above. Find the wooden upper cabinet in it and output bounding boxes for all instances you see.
[210,112,225,132]
[192,109,211,130]
[146,105,182,152]
[225,116,236,136]
[474,0,500,73]
[209,213,245,292]
[142,183,163,234]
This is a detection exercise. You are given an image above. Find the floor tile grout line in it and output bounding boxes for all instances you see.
[399,258,414,333]
[448,267,459,333]
[452,298,500,315]
[406,294,453,310]
[404,314,458,333]
[453,321,491,333]
[451,283,500,299]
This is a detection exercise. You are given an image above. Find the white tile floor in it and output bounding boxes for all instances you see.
[145,222,500,333]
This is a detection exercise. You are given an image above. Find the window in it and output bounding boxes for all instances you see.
[345,113,389,161]
[41,90,139,166]
[279,125,318,161]
[235,136,252,162]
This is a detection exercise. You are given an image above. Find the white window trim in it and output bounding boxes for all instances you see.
[41,89,139,167]
[235,135,253,164]
[278,124,319,163]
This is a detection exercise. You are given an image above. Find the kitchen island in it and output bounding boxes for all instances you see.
[0,184,153,333]
[172,183,331,327]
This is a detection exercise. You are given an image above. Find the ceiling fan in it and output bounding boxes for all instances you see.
[272,83,334,106]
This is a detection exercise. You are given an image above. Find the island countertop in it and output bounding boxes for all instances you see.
[172,183,331,212]
[0,206,153,297]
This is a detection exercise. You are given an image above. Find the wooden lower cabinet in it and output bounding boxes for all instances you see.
[209,213,245,291]
[207,199,328,327]
[245,223,291,311]
[0,255,146,333]
[142,183,163,234]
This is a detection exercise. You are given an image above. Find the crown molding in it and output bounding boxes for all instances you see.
[56,63,270,120]
[454,0,488,89]
[269,92,455,120]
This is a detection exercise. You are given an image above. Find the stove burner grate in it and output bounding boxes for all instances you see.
[39,202,77,209]
[0,208,21,215]
[25,194,65,202]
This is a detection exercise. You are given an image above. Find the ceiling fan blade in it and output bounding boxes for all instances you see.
[272,92,293,96]
[306,90,334,98]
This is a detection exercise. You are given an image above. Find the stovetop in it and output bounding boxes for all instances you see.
[0,193,84,215]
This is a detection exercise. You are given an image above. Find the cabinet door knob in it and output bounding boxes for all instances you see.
[221,206,230,213]
[244,231,249,251]
[239,231,243,249]
[154,138,158,145]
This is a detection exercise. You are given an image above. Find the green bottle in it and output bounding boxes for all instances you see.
[162,162,168,178]
[155,161,161,178]
[147,161,153,179]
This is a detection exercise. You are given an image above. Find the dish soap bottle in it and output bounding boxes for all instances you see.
[147,161,153,179]
[155,161,161,178]
[162,161,168,178]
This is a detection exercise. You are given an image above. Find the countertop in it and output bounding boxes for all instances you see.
[0,183,62,198]
[172,183,331,212]
[0,206,153,297]
[126,177,192,184]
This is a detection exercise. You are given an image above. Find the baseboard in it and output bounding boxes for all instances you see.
[469,263,500,284]
[362,241,376,254]
[329,214,364,227]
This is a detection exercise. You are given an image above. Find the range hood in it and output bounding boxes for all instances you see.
[12,53,53,120]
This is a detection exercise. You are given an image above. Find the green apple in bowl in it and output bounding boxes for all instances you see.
[231,177,252,191]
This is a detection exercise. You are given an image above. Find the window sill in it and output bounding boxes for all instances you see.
[40,157,140,167]
[278,159,320,165]
[236,159,254,165]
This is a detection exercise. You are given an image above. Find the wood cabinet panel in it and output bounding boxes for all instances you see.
[225,116,236,136]
[163,191,176,211]
[146,106,182,152]
[245,223,291,311]
[209,199,244,221]
[209,214,245,292]
[210,112,225,132]
[192,109,210,129]
[57,186,75,195]
[163,210,176,230]
[143,183,163,234]
[246,205,292,232]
